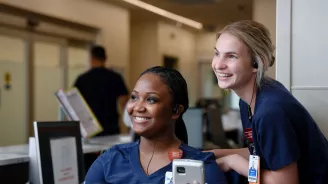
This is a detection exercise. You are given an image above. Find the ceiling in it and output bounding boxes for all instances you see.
[108,0,253,31]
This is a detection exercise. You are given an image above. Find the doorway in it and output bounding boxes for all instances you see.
[163,55,178,69]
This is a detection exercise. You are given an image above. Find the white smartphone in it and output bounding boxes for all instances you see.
[172,159,205,184]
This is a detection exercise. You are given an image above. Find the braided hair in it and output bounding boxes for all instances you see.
[140,66,189,144]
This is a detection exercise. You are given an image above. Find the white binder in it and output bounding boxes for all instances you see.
[55,88,103,138]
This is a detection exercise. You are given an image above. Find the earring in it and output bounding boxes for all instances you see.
[173,105,178,114]
[253,61,258,69]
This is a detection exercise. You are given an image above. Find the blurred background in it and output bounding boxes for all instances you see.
[0,0,276,146]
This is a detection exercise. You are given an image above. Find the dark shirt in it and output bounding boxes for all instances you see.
[240,78,328,183]
[74,67,128,135]
[85,141,228,184]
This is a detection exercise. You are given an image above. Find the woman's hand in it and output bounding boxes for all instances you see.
[216,154,249,176]
[216,154,235,172]
[203,148,250,159]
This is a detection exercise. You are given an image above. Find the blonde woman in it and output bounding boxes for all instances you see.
[208,20,328,184]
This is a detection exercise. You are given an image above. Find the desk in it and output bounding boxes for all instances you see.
[0,154,29,184]
[0,135,132,165]
[82,135,132,153]
[0,135,132,183]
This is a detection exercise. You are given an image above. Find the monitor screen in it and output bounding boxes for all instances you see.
[183,108,203,149]
[34,121,85,184]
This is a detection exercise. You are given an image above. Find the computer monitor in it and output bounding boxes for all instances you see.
[31,121,85,184]
[183,108,203,149]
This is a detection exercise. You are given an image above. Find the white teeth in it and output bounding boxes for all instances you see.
[135,117,150,121]
[218,73,230,77]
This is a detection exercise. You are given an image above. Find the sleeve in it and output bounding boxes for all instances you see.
[84,159,105,184]
[204,161,228,184]
[255,108,301,171]
[84,149,112,183]
[115,74,128,96]
[203,153,228,184]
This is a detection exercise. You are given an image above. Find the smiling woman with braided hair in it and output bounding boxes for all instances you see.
[85,66,227,184]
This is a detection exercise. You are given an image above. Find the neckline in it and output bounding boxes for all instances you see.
[130,141,185,182]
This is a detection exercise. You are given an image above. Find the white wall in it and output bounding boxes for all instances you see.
[130,21,198,105]
[277,0,328,136]
[253,0,276,79]
[195,32,218,59]
[158,22,197,106]
[2,0,130,82]
[130,21,159,88]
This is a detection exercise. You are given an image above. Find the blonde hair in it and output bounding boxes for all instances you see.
[217,20,275,86]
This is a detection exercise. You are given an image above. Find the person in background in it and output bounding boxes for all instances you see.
[74,45,129,136]
[85,66,227,184]
[208,20,328,183]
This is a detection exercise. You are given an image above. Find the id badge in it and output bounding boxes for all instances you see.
[248,155,260,184]
[165,171,173,184]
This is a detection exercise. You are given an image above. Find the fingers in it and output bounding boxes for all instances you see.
[216,157,230,172]
[216,157,223,165]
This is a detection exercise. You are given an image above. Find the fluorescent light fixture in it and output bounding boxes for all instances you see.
[121,0,203,30]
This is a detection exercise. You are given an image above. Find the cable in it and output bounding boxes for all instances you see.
[146,142,156,175]
[144,138,182,175]
[248,80,256,121]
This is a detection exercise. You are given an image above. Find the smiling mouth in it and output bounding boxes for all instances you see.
[217,73,233,77]
[134,116,151,123]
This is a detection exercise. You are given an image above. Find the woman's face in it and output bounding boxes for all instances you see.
[126,73,176,138]
[212,33,257,90]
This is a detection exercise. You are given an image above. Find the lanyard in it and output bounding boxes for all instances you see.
[247,105,257,155]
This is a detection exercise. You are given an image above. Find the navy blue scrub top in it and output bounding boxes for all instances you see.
[240,78,328,183]
[85,141,227,184]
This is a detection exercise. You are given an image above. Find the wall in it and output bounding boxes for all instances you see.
[276,0,328,136]
[130,21,199,106]
[253,0,276,79]
[0,35,26,146]
[2,0,130,83]
[158,22,197,106]
[130,21,159,89]
[195,31,224,100]
[196,32,217,59]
